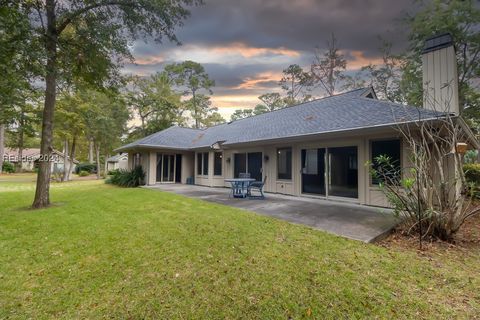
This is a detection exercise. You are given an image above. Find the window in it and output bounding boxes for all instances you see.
[371,139,401,185]
[197,153,202,175]
[214,152,222,176]
[197,152,209,176]
[133,153,142,168]
[203,152,209,175]
[277,148,292,180]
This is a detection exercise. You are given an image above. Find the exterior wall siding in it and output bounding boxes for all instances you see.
[132,129,412,207]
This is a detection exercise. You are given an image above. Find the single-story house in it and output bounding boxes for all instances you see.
[116,34,479,207]
[3,148,79,173]
[106,153,128,172]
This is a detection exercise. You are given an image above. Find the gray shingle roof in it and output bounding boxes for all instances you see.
[106,153,128,162]
[116,88,446,152]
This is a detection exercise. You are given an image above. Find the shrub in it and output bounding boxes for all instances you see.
[106,166,145,187]
[78,170,90,177]
[464,164,480,199]
[75,163,97,174]
[464,163,480,184]
[2,161,15,173]
[107,169,120,176]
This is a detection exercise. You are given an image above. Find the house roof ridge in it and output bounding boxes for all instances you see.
[227,87,373,125]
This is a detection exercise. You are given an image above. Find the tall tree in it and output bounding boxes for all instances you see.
[311,33,347,96]
[0,3,37,173]
[11,0,197,208]
[257,93,286,111]
[127,72,184,139]
[165,61,215,128]
[184,94,224,128]
[230,93,286,122]
[78,89,129,179]
[279,64,313,106]
[359,40,406,103]
[9,97,41,172]
[230,109,253,121]
[55,90,86,181]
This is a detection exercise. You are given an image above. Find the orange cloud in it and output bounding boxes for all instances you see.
[345,50,384,70]
[234,71,283,90]
[134,55,164,65]
[211,42,300,58]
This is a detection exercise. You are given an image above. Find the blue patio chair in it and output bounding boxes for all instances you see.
[239,172,251,178]
[248,176,267,199]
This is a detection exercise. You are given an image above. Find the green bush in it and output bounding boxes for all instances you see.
[75,163,97,174]
[463,163,480,184]
[2,161,15,173]
[106,166,145,187]
[78,170,90,177]
[464,163,480,199]
[107,169,120,176]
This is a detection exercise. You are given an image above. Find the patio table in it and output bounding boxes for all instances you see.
[225,178,256,198]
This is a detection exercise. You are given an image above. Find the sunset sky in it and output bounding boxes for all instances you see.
[122,0,418,119]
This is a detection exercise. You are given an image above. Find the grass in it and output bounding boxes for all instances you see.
[0,174,479,319]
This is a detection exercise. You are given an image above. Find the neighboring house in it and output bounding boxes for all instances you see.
[3,148,79,173]
[116,34,479,207]
[106,153,128,172]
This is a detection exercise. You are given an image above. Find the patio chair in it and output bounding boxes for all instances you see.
[248,176,267,199]
[239,172,251,178]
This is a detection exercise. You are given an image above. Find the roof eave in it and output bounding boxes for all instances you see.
[220,117,445,147]
[115,144,192,153]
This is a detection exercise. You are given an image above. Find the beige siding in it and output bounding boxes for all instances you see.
[130,128,418,207]
[181,152,194,184]
[422,45,459,114]
[195,151,226,187]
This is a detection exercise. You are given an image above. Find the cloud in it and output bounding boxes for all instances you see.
[210,42,300,58]
[344,50,385,71]
[121,0,419,119]
[234,71,283,90]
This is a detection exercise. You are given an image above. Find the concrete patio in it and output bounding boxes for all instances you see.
[145,184,398,243]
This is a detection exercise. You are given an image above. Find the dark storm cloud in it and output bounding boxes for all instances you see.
[124,0,420,115]
[174,0,416,54]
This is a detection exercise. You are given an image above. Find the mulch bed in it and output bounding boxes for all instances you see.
[379,212,480,254]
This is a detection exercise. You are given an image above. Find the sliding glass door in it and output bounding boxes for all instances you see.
[301,146,358,199]
[301,148,326,195]
[156,153,180,183]
[234,152,263,181]
[328,146,358,198]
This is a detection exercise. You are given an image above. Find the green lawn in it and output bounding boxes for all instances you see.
[0,175,479,319]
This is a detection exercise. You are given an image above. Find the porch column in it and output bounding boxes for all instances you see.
[148,152,156,185]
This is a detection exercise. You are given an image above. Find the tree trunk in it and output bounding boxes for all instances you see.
[17,111,24,172]
[33,0,57,208]
[88,138,94,163]
[104,153,109,175]
[0,123,4,174]
[95,142,101,179]
[62,138,69,182]
[66,136,76,181]
[193,90,198,129]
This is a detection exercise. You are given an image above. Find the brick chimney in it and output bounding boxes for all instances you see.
[422,33,459,114]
